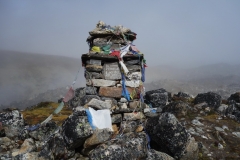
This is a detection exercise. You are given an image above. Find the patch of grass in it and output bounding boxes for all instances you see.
[21,101,72,125]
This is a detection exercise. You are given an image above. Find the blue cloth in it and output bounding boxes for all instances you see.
[121,73,130,101]
[140,93,144,102]
[145,130,151,149]
[86,109,96,130]
[27,124,40,131]
[141,65,145,82]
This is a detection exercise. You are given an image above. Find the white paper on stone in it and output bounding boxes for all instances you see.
[88,107,113,131]
[127,72,142,80]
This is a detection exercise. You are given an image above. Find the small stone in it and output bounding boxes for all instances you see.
[124,112,145,121]
[135,125,144,132]
[111,114,122,123]
[215,127,224,132]
[218,143,223,149]
[191,119,204,126]
[119,103,128,109]
[120,98,127,103]
[232,132,240,138]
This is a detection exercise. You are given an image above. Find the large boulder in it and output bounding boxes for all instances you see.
[38,132,75,160]
[225,101,240,122]
[0,110,25,138]
[194,92,221,109]
[62,108,93,149]
[162,101,190,118]
[89,132,148,160]
[145,88,170,109]
[145,113,196,159]
[228,92,240,103]
[28,121,59,141]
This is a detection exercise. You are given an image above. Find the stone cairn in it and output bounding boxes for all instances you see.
[81,21,148,130]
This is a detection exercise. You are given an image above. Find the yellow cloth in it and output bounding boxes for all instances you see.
[91,46,101,52]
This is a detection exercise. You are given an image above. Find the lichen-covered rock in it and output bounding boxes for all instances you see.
[146,149,174,160]
[145,88,170,109]
[228,92,240,103]
[89,132,148,160]
[121,120,141,133]
[39,132,75,160]
[194,92,221,109]
[62,110,93,149]
[145,113,190,159]
[217,104,228,116]
[0,110,24,138]
[180,137,199,160]
[162,101,190,118]
[29,121,59,141]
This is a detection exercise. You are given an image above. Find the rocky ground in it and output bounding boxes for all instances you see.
[0,89,240,160]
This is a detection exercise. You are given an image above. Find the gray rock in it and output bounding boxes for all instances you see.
[217,104,228,115]
[146,149,174,160]
[126,65,141,72]
[225,102,240,122]
[215,127,225,132]
[85,72,103,79]
[86,79,117,87]
[111,114,122,123]
[121,120,141,133]
[162,101,190,118]
[191,119,204,126]
[39,132,75,160]
[89,132,148,160]
[84,128,113,148]
[0,110,24,138]
[123,112,145,121]
[68,87,86,108]
[85,86,97,95]
[228,92,240,103]
[145,113,190,159]
[62,111,93,149]
[194,92,222,109]
[85,98,112,109]
[29,121,59,141]
[145,88,170,109]
[80,95,101,106]
[232,132,240,138]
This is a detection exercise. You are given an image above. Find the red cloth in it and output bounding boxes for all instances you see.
[63,87,74,102]
[109,51,121,60]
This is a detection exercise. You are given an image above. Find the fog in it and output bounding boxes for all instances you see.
[1,1,240,108]
[0,1,240,67]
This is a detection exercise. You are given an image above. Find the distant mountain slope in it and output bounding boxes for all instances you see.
[0,50,85,107]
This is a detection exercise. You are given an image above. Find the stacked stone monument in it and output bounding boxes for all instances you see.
[81,21,148,130]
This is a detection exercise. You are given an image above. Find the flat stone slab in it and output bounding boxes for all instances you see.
[99,87,138,99]
[121,80,140,87]
[85,98,112,109]
[86,79,117,87]
[86,64,103,72]
[103,62,121,80]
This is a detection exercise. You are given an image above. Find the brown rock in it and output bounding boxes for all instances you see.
[135,125,144,132]
[99,87,139,99]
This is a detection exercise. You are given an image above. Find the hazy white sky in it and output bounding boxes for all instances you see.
[0,0,240,67]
